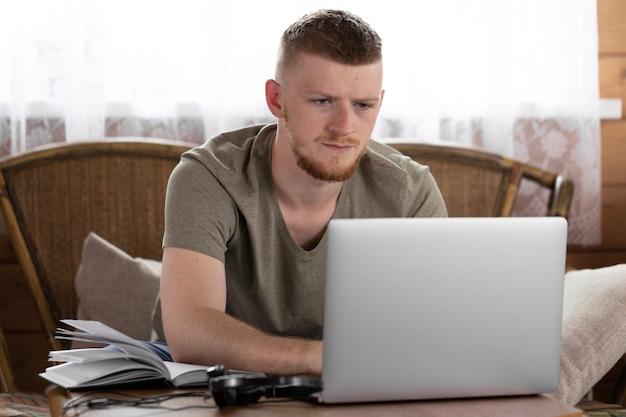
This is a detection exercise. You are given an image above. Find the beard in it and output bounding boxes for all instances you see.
[284,114,367,183]
[295,146,364,182]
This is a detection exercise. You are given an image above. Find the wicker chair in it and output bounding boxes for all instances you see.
[0,139,194,391]
[0,327,15,392]
[387,141,574,218]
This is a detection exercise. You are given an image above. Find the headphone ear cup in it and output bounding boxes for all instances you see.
[212,385,263,408]
[209,375,268,408]
[210,385,234,408]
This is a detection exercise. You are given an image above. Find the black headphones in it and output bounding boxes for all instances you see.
[207,365,322,408]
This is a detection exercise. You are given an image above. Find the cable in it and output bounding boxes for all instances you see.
[61,390,216,416]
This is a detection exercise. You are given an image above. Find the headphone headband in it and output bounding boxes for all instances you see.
[208,367,322,408]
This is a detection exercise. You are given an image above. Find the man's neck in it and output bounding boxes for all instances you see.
[271,132,343,250]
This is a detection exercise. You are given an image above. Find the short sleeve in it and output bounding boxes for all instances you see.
[162,153,238,263]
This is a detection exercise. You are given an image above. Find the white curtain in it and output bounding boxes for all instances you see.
[0,0,600,245]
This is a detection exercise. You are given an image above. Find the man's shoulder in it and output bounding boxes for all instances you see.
[367,139,401,158]
[345,140,445,217]
[184,123,275,170]
[203,123,275,154]
[357,139,437,193]
[365,139,427,173]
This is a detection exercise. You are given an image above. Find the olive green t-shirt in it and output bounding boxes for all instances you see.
[163,124,447,340]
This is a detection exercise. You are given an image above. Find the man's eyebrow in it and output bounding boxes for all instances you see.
[306,90,381,103]
[356,96,382,102]
[305,88,381,103]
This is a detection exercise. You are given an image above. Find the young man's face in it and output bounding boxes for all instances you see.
[271,53,384,182]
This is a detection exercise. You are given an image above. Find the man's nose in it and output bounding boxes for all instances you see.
[329,104,355,137]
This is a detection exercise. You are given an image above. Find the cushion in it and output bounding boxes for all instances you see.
[550,264,626,406]
[152,296,165,342]
[74,232,162,341]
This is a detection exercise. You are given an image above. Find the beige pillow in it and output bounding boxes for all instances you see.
[152,296,165,342]
[74,232,162,341]
[550,264,626,406]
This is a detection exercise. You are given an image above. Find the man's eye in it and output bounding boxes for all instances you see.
[356,103,372,109]
[315,99,330,105]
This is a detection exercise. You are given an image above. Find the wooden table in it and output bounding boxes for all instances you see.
[47,385,583,417]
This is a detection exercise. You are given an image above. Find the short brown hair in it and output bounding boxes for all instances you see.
[277,9,382,73]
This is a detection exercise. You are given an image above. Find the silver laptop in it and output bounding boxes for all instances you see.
[318,216,567,404]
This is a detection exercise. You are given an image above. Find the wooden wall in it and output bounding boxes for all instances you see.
[1,0,625,396]
[0,235,49,392]
[567,0,626,269]
[568,0,626,403]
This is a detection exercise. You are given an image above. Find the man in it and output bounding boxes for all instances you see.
[160,9,447,377]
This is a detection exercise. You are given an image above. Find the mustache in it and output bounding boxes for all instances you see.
[318,135,360,146]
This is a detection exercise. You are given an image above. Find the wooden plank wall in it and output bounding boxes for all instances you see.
[568,0,626,403]
[0,0,625,395]
[567,0,626,269]
[0,235,49,392]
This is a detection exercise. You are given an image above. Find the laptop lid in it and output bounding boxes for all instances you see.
[319,217,567,404]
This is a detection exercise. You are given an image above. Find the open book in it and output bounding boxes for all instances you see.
[39,319,210,389]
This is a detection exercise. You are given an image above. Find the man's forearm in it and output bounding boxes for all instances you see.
[165,306,323,376]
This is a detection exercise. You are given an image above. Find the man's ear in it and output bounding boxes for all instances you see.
[265,79,284,118]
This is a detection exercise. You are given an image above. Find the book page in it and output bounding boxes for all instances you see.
[41,358,166,388]
[164,362,210,387]
[57,320,166,374]
[59,320,147,347]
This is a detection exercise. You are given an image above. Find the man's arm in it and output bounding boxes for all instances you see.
[160,247,323,375]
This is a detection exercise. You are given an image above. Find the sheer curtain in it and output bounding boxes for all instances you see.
[0,0,600,245]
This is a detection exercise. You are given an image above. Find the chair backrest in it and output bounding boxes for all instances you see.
[0,139,194,359]
[0,325,16,391]
[386,141,574,218]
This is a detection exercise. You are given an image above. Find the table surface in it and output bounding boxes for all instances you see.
[47,385,583,417]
